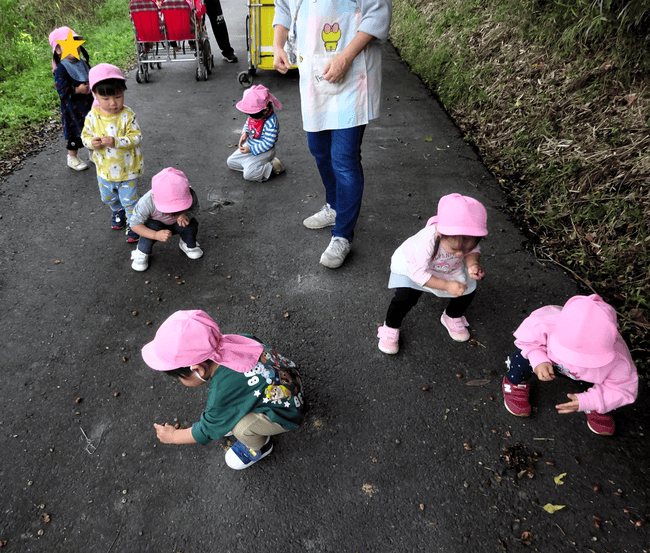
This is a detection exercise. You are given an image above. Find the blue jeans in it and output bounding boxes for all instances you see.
[307,125,366,242]
[137,218,199,255]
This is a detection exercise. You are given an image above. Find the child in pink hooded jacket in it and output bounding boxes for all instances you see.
[377,193,488,354]
[503,294,638,436]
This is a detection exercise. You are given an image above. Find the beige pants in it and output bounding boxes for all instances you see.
[232,412,287,451]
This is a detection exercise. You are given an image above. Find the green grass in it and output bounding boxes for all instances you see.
[0,0,135,158]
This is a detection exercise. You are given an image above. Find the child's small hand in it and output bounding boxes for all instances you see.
[90,137,104,149]
[446,281,467,297]
[76,83,90,95]
[534,362,555,381]
[239,145,250,154]
[176,213,190,227]
[154,423,176,443]
[556,393,579,414]
[467,264,485,280]
[156,229,173,242]
[238,134,247,149]
[101,136,115,148]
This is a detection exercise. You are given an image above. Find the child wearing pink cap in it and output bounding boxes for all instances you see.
[49,27,93,171]
[227,85,285,182]
[129,167,202,271]
[82,63,143,242]
[142,310,306,470]
[503,294,638,436]
[377,194,488,354]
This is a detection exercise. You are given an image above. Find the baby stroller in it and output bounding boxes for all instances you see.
[238,0,296,87]
[129,0,214,82]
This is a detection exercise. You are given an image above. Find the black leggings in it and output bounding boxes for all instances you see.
[385,287,476,329]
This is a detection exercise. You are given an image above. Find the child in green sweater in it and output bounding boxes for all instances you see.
[142,310,306,470]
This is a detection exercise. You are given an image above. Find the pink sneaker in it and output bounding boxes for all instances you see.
[502,376,531,417]
[586,411,615,436]
[440,311,470,342]
[377,324,399,354]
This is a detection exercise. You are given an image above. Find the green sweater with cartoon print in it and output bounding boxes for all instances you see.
[191,339,305,445]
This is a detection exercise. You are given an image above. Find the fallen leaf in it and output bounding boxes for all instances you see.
[75,397,82,404]
[131,311,138,316]
[463,443,472,450]
[419,503,425,510]
[146,321,152,325]
[362,483,376,497]
[54,260,61,264]
[284,312,290,318]
[41,513,51,523]
[554,472,567,485]
[542,503,565,514]
[520,531,533,545]
[114,392,120,397]
[424,136,433,142]
[465,379,491,386]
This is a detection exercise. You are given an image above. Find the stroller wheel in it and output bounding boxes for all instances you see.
[196,67,201,81]
[135,70,143,84]
[157,62,162,70]
[144,69,150,83]
[238,71,253,88]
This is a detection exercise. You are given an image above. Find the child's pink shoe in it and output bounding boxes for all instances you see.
[377,324,399,354]
[502,376,531,417]
[440,311,470,342]
[585,411,615,436]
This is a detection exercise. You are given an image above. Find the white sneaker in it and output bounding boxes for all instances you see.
[131,249,149,271]
[320,237,350,268]
[303,204,336,229]
[271,157,285,175]
[179,239,203,259]
[67,155,88,171]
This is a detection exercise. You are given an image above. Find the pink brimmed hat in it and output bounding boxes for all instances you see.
[49,27,80,69]
[89,63,126,92]
[151,167,193,213]
[427,193,488,236]
[547,294,618,368]
[236,85,282,114]
[142,310,264,373]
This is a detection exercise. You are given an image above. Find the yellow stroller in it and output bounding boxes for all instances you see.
[238,0,296,87]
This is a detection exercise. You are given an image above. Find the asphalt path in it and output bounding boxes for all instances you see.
[0,2,648,552]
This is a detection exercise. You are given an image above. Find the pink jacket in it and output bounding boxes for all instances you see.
[390,224,480,287]
[514,305,638,413]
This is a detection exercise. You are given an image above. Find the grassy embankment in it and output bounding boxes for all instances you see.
[0,0,134,162]
[390,0,650,372]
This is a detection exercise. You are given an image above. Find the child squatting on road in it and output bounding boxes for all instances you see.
[502,294,638,436]
[49,26,93,171]
[82,64,143,242]
[142,310,306,470]
[227,85,285,182]
[377,193,488,354]
[129,167,203,272]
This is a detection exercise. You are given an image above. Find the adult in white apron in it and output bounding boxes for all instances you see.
[273,0,392,268]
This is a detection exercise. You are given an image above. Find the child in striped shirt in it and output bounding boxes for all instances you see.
[227,85,285,182]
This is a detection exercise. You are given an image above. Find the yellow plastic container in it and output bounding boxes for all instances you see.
[238,0,297,87]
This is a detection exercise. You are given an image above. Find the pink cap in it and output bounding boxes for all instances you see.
[89,63,126,92]
[49,27,79,69]
[142,310,264,373]
[427,193,488,236]
[151,167,193,213]
[236,85,282,114]
[547,295,618,368]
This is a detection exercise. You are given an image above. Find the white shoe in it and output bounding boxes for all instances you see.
[179,239,203,259]
[271,157,285,175]
[303,204,336,229]
[224,437,273,470]
[131,249,149,271]
[67,155,88,171]
[320,237,350,268]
